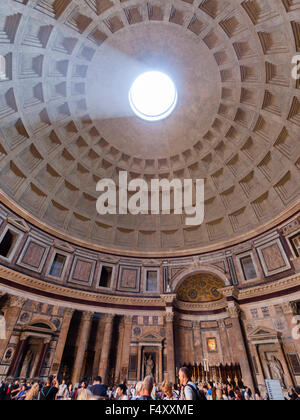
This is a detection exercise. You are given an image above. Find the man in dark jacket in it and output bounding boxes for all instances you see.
[89,376,107,398]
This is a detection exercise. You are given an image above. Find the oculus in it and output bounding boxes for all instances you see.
[129,71,178,121]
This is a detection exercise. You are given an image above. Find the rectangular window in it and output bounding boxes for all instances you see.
[0,229,19,259]
[146,270,158,292]
[290,233,300,257]
[240,255,257,280]
[250,309,259,319]
[49,253,66,278]
[261,307,270,318]
[288,354,300,375]
[99,266,112,288]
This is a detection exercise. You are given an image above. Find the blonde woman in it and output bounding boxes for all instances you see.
[162,381,179,400]
[77,388,93,400]
[25,383,40,401]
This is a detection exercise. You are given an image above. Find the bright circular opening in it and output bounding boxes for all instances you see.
[129,71,178,121]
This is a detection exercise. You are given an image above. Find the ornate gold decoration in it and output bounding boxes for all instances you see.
[176,274,225,303]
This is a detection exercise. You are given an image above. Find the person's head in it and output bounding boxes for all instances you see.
[216,389,222,400]
[202,385,208,395]
[80,381,87,389]
[61,380,66,386]
[135,381,143,397]
[142,376,154,396]
[117,384,127,398]
[162,381,173,398]
[93,376,102,385]
[179,367,190,386]
[295,386,300,397]
[46,376,53,386]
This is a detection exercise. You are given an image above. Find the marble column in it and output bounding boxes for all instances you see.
[0,296,26,362]
[92,316,105,379]
[165,312,176,384]
[30,342,43,378]
[98,314,114,384]
[137,343,142,381]
[226,303,255,390]
[114,321,125,383]
[71,311,93,385]
[218,319,231,364]
[34,338,51,378]
[276,340,295,389]
[50,308,74,376]
[7,339,26,378]
[120,315,132,383]
[249,343,265,387]
[193,321,203,364]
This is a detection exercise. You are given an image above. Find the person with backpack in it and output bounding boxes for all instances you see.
[179,367,205,401]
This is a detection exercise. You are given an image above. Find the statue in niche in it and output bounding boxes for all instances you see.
[144,354,155,377]
[269,355,286,389]
[20,349,34,379]
[0,311,6,340]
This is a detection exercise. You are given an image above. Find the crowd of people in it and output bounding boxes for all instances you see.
[1,367,300,401]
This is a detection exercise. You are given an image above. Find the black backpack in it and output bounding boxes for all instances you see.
[185,383,206,401]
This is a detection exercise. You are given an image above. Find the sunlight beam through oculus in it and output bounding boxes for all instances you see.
[129,71,178,122]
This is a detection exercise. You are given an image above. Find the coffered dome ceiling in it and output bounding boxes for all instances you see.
[0,0,299,254]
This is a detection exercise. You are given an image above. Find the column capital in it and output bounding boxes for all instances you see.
[8,295,26,308]
[165,312,175,323]
[219,286,239,300]
[218,319,226,328]
[103,313,114,323]
[192,320,201,329]
[282,301,298,315]
[81,311,94,322]
[123,315,132,325]
[160,293,177,305]
[64,308,75,317]
[227,302,241,319]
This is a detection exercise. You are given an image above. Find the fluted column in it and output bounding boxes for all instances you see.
[114,321,125,383]
[218,319,231,364]
[0,296,25,361]
[276,340,295,388]
[98,314,114,384]
[50,308,74,376]
[71,311,93,384]
[34,338,51,378]
[92,317,105,379]
[120,315,132,383]
[226,302,255,390]
[165,312,176,384]
[7,339,26,378]
[193,321,203,364]
[161,293,176,384]
[249,343,265,387]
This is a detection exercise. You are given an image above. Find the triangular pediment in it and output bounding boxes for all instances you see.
[139,331,163,342]
[7,217,29,233]
[53,240,74,253]
[249,326,279,339]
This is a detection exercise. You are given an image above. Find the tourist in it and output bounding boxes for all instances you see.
[137,376,154,400]
[40,377,59,401]
[15,382,27,400]
[25,383,40,400]
[56,379,68,400]
[162,381,179,400]
[131,381,143,400]
[116,383,129,400]
[89,376,107,398]
[10,379,21,400]
[179,367,201,400]
[77,388,93,400]
[295,387,300,401]
[254,389,263,401]
[234,387,244,401]
[244,386,253,400]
